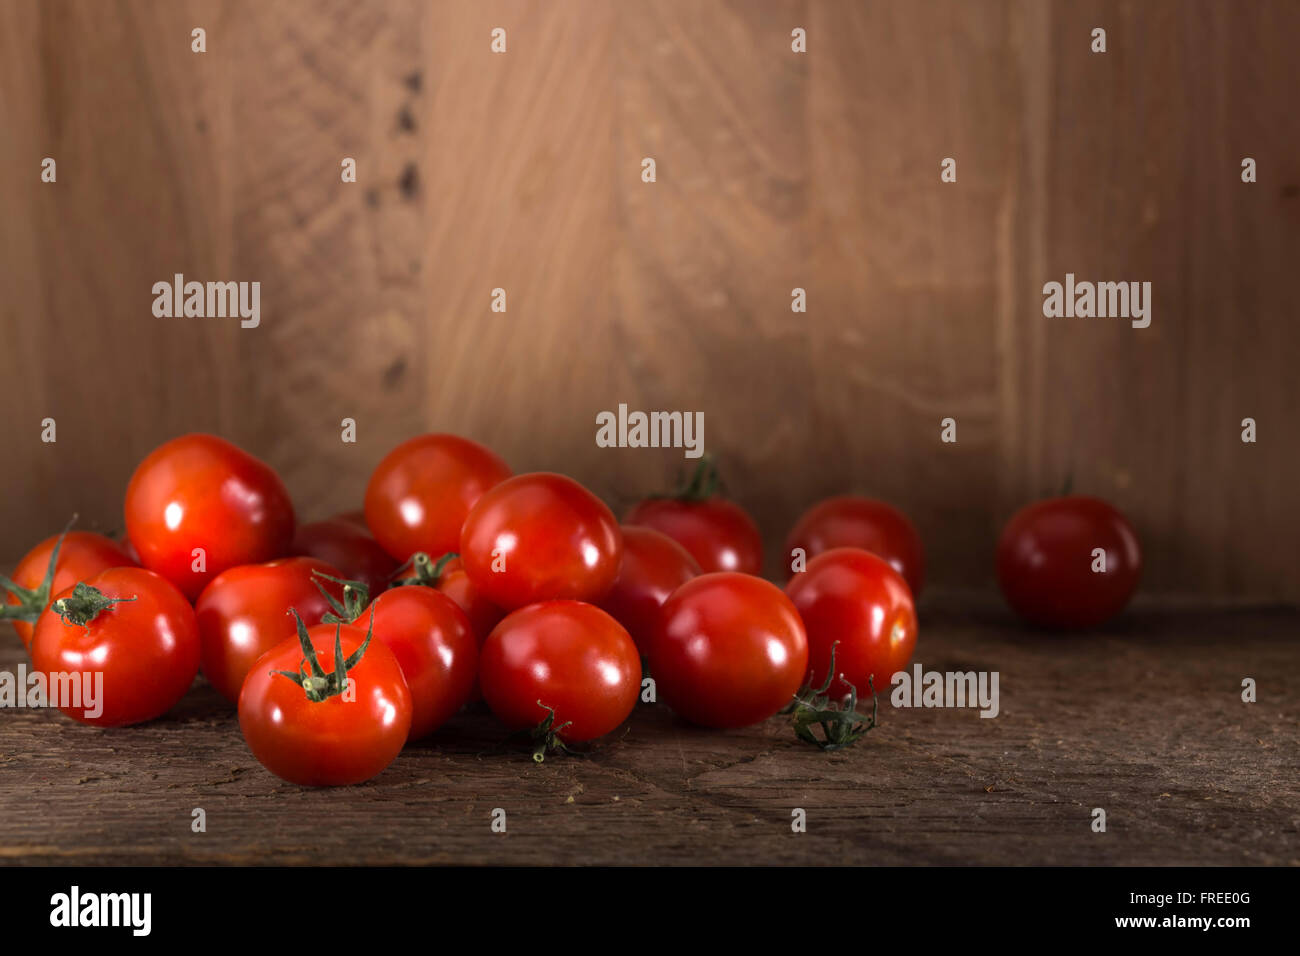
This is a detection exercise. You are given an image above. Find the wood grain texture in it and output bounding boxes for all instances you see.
[1,0,1296,598]
[1,601,1295,865]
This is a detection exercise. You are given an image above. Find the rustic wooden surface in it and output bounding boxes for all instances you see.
[2,599,1295,866]
[2,0,1298,599]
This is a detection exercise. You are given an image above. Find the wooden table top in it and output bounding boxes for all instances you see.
[2,597,1296,866]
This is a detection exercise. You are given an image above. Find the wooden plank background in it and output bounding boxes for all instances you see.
[1,0,1296,598]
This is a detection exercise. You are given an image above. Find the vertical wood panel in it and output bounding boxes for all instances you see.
[808,0,1016,586]
[614,0,810,558]
[422,0,618,488]
[1,0,1296,600]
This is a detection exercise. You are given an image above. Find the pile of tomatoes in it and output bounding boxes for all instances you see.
[3,433,1142,786]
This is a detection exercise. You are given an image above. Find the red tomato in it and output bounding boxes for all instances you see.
[651,572,808,728]
[124,434,296,600]
[359,586,477,740]
[479,601,640,745]
[429,555,505,647]
[786,547,917,699]
[627,492,762,575]
[460,473,623,610]
[239,621,412,786]
[410,553,505,702]
[997,495,1142,629]
[291,517,398,598]
[195,557,344,703]
[785,495,925,597]
[598,525,701,655]
[30,567,200,726]
[364,434,510,561]
[4,530,137,650]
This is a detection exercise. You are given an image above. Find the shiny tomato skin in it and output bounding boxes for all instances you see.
[433,556,505,701]
[460,473,623,610]
[195,557,344,704]
[124,434,296,600]
[291,517,398,598]
[651,572,808,729]
[6,531,137,649]
[30,567,200,727]
[785,495,925,597]
[626,496,762,575]
[479,601,640,742]
[598,526,701,655]
[997,496,1142,629]
[786,547,918,699]
[364,434,511,562]
[435,557,505,644]
[238,624,412,786]
[361,586,477,740]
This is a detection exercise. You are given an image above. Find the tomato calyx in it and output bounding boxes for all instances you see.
[648,455,722,503]
[392,551,458,588]
[310,570,371,624]
[0,515,78,626]
[271,608,376,703]
[526,702,578,763]
[785,644,879,752]
[48,582,138,627]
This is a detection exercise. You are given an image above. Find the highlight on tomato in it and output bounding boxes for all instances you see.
[626,457,763,575]
[3,523,138,650]
[785,495,925,597]
[392,551,505,701]
[478,600,640,761]
[459,472,623,610]
[996,495,1142,629]
[195,557,345,703]
[364,433,511,562]
[651,572,808,729]
[597,525,701,655]
[313,572,477,741]
[291,515,398,598]
[238,612,412,786]
[124,434,296,600]
[30,567,200,727]
[785,547,918,700]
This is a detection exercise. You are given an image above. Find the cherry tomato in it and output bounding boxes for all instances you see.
[30,567,200,726]
[428,555,505,647]
[364,434,510,562]
[359,586,477,740]
[195,557,345,703]
[598,525,701,655]
[460,473,623,610]
[651,572,808,729]
[785,495,925,597]
[398,552,505,702]
[786,547,917,699]
[479,601,640,746]
[125,434,296,600]
[997,495,1141,629]
[627,460,762,574]
[291,516,398,598]
[4,530,137,650]
[239,620,412,786]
